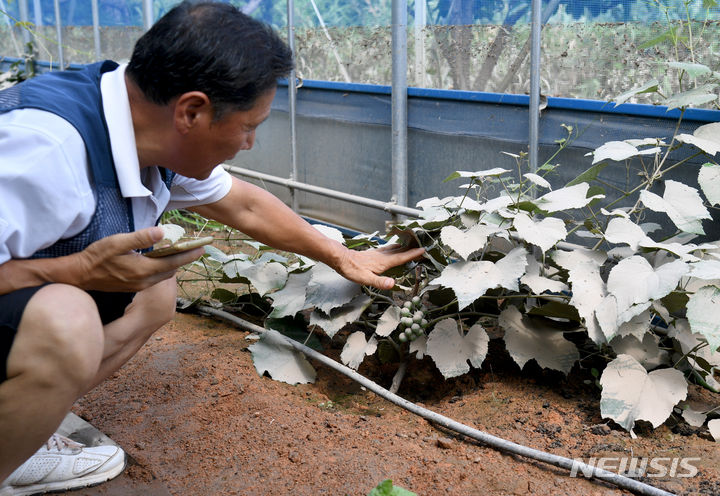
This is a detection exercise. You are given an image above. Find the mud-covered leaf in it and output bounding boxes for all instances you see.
[604,217,648,250]
[699,162,720,205]
[204,245,230,263]
[409,334,427,358]
[600,354,687,431]
[309,294,373,338]
[590,141,643,163]
[159,223,185,243]
[640,180,711,235]
[440,224,501,260]
[340,332,378,370]
[223,260,288,297]
[305,263,362,314]
[552,248,607,345]
[687,285,720,350]
[609,333,670,370]
[520,255,568,294]
[444,168,510,182]
[376,305,402,337]
[434,247,528,310]
[248,329,316,385]
[535,183,605,212]
[268,270,312,318]
[709,419,720,442]
[512,212,567,253]
[689,260,720,280]
[682,407,707,428]
[499,306,579,375]
[615,310,652,341]
[425,319,489,378]
[606,256,688,316]
[523,173,551,189]
[312,224,345,244]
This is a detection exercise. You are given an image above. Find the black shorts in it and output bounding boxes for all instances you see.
[0,285,135,383]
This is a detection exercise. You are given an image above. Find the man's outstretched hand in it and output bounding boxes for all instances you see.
[332,243,426,290]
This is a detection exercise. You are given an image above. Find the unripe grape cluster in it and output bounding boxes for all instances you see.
[397,296,428,343]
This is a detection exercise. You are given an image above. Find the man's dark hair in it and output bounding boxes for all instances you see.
[126,1,293,118]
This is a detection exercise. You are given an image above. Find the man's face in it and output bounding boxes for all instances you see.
[175,87,276,180]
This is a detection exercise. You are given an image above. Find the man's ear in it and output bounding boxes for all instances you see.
[174,91,213,134]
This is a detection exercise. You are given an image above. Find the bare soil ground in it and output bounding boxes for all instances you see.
[71,310,720,496]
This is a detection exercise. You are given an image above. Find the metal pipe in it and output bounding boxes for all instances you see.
[391,0,409,213]
[18,0,31,44]
[287,0,299,212]
[413,0,426,87]
[52,0,64,69]
[225,165,422,218]
[91,0,101,60]
[142,0,153,31]
[32,0,42,26]
[528,0,542,177]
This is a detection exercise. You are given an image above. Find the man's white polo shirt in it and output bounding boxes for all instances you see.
[0,63,233,264]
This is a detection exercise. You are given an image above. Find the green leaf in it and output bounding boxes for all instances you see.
[666,84,719,110]
[668,61,712,78]
[638,27,678,50]
[368,479,417,496]
[566,162,609,187]
[528,301,581,322]
[613,80,660,105]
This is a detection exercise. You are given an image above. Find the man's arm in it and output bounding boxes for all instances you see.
[0,227,204,295]
[189,177,424,290]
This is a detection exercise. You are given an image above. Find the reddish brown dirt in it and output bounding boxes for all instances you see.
[73,311,720,496]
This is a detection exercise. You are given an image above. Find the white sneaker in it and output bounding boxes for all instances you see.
[0,433,125,496]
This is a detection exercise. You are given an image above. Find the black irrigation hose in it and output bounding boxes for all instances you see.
[186,301,675,496]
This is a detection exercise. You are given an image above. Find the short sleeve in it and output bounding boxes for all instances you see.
[166,165,233,211]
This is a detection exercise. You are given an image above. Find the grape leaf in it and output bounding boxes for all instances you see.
[666,84,719,110]
[552,248,607,345]
[340,332,378,370]
[434,247,528,310]
[512,212,567,253]
[699,162,720,205]
[499,306,579,375]
[682,407,707,428]
[440,224,501,260]
[375,305,401,337]
[268,270,312,318]
[612,80,660,105]
[409,334,427,358]
[425,318,489,379]
[159,223,185,243]
[709,419,720,442]
[609,333,670,370]
[305,263,362,314]
[248,329,316,385]
[520,255,568,294]
[600,354,687,431]
[223,260,288,296]
[639,180,711,235]
[534,183,605,212]
[309,294,373,338]
[604,217,648,250]
[312,223,345,244]
[686,285,720,350]
[523,173,551,189]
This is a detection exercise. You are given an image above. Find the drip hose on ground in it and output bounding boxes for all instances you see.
[184,300,675,496]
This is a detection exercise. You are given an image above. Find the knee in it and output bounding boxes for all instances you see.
[14,285,104,392]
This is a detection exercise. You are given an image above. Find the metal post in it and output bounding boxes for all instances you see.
[91,0,101,60]
[287,0,299,212]
[18,0,31,44]
[32,0,42,26]
[142,0,153,31]
[391,0,408,212]
[528,0,542,176]
[413,0,426,87]
[52,0,64,69]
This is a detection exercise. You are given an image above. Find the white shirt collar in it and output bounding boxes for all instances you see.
[100,63,154,198]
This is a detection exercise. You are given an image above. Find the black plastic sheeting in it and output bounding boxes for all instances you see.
[234,83,719,238]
